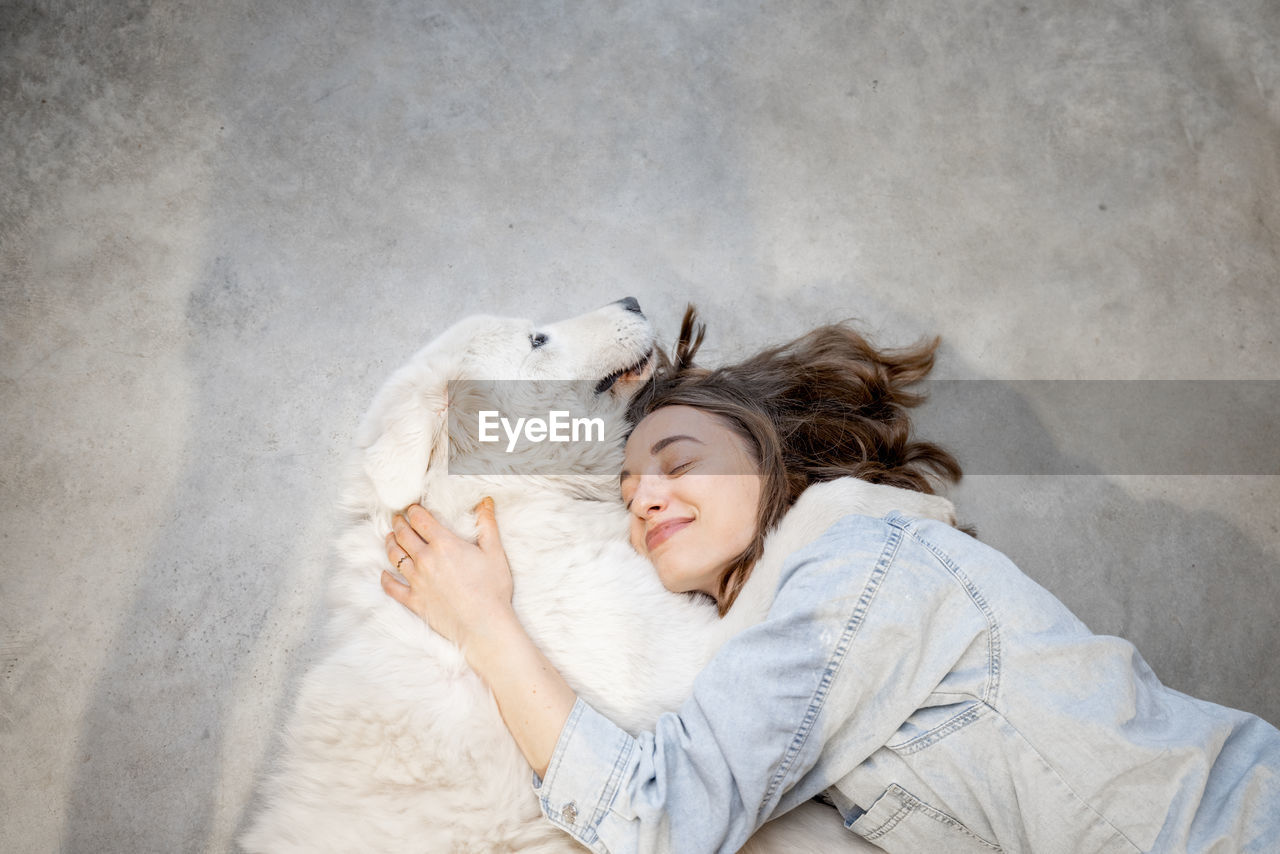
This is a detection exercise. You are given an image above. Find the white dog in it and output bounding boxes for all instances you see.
[242,300,957,853]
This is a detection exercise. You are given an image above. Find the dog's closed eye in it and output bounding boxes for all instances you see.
[529,332,548,349]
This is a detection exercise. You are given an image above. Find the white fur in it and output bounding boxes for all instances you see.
[242,303,956,853]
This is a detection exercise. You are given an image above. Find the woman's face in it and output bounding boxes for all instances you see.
[620,405,763,603]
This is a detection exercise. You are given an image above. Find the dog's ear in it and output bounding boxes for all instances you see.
[359,351,456,511]
[673,303,706,371]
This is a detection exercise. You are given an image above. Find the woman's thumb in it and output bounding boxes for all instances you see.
[475,497,500,550]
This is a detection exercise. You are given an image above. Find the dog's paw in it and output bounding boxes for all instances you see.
[909,491,958,527]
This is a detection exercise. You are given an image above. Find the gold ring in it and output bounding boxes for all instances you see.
[395,554,410,571]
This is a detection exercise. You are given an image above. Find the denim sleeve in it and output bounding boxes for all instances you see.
[532,514,946,854]
[533,691,795,854]
[531,698,639,853]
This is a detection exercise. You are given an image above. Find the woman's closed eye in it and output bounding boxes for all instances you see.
[620,461,696,510]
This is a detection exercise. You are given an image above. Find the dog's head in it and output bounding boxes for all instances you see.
[359,298,655,510]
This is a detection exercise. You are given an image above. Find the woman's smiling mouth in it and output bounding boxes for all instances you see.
[645,517,693,553]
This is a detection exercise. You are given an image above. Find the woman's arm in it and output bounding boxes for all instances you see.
[454,608,577,780]
[382,499,792,852]
[383,505,956,853]
[381,499,575,778]
[381,499,858,853]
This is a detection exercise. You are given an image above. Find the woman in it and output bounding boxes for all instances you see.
[382,316,1280,853]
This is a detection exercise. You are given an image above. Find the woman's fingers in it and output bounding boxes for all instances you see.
[405,504,445,543]
[385,531,412,572]
[378,498,513,646]
[386,498,499,581]
[474,497,501,553]
[392,512,430,558]
[380,570,411,606]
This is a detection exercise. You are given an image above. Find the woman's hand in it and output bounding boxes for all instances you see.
[382,497,515,655]
[382,497,577,777]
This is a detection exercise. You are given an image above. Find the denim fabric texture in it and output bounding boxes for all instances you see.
[533,512,1280,854]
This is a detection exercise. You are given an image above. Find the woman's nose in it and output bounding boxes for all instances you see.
[630,474,667,516]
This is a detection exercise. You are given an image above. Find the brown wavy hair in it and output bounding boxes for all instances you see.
[626,305,963,614]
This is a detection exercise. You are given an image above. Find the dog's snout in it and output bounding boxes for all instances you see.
[615,296,644,316]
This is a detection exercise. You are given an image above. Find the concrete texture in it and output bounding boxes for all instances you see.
[1,0,1277,850]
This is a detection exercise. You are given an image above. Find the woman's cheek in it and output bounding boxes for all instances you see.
[628,521,646,556]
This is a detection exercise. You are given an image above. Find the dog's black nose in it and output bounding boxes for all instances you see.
[615,296,644,316]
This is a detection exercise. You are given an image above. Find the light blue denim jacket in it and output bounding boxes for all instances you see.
[533,512,1280,853]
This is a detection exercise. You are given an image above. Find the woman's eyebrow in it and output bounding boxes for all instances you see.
[619,435,704,482]
[650,434,703,455]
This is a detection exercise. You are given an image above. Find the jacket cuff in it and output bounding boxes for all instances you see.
[532,697,636,852]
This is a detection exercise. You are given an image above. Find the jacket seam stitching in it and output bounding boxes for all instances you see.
[888,784,1002,849]
[585,734,634,844]
[539,698,585,815]
[892,514,1003,705]
[761,521,904,807]
[890,700,989,754]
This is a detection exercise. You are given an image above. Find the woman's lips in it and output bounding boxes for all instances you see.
[645,518,692,552]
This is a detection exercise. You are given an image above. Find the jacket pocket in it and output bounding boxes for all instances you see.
[848,784,1002,853]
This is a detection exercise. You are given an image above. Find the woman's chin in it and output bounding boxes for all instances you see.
[654,567,717,606]
[655,570,682,595]
[655,564,692,596]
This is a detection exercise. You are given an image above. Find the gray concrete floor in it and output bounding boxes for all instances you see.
[2,1,1278,851]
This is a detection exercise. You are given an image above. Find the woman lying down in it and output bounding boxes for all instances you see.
[382,317,1280,854]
